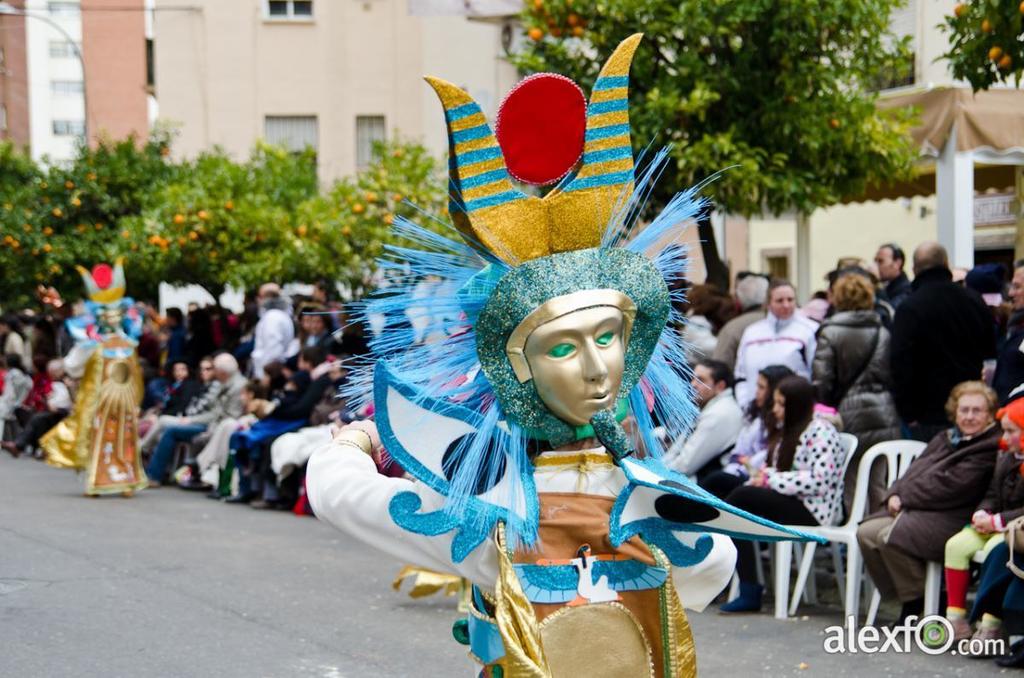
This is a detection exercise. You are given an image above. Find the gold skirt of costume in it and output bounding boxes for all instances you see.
[42,339,148,495]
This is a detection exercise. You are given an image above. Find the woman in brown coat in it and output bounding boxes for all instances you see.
[856,381,1001,623]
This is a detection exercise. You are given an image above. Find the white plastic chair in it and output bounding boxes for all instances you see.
[787,439,925,626]
[771,432,859,619]
[867,543,986,625]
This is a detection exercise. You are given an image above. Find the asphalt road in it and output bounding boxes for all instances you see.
[0,454,1015,677]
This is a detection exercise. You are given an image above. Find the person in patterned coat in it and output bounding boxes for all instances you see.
[720,375,847,612]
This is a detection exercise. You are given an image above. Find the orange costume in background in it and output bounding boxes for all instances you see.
[42,259,148,496]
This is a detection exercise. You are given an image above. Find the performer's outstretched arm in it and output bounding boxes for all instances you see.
[307,440,499,589]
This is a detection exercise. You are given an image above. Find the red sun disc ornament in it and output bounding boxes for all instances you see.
[92,263,113,289]
[495,73,587,187]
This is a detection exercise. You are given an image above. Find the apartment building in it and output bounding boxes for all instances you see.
[0,0,149,162]
[152,0,518,182]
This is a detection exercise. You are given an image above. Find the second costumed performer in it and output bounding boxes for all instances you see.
[307,34,822,677]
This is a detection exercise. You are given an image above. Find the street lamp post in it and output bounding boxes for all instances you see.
[0,1,89,143]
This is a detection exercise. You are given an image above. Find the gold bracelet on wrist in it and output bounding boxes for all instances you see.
[336,439,371,455]
[335,429,373,455]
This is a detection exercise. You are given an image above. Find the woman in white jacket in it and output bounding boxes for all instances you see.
[734,280,819,408]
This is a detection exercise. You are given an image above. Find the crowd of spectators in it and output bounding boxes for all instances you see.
[3,240,1024,666]
[673,241,1024,667]
[0,279,371,514]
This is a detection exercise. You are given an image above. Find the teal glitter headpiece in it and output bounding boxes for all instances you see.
[475,247,669,447]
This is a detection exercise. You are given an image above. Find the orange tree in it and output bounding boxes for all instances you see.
[943,1,1024,90]
[0,135,445,308]
[516,0,918,290]
[0,132,181,308]
[120,138,445,300]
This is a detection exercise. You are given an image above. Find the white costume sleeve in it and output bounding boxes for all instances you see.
[307,441,499,589]
[670,533,736,611]
[62,344,94,379]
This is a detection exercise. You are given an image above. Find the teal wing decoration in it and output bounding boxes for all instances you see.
[513,563,579,604]
[592,559,668,592]
[512,559,668,604]
[609,456,827,568]
[375,361,539,563]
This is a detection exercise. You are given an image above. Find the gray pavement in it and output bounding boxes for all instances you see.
[0,454,1015,677]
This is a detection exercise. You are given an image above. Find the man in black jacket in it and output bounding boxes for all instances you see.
[891,242,996,441]
[875,243,912,309]
[994,261,1024,404]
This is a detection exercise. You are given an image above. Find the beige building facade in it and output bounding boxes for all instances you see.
[741,0,1023,297]
[153,0,518,182]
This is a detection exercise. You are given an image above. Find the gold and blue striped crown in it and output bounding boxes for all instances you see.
[427,34,641,264]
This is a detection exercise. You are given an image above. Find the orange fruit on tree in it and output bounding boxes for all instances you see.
[64,180,74,190]
[173,213,186,225]
[71,197,81,207]
[341,225,352,236]
[982,18,992,32]
[954,3,967,17]
[121,229,130,238]
[189,231,199,241]
[1020,0,1024,14]
[999,54,1013,70]
[572,26,584,37]
[224,200,234,210]
[297,224,308,236]
[532,0,542,8]
[43,226,53,236]
[42,243,51,253]
[567,13,580,26]
[528,27,544,41]
[197,209,209,220]
[829,118,841,129]
[989,46,1004,61]
[352,203,365,214]
[51,207,62,217]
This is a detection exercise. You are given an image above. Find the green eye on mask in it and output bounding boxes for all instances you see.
[547,342,576,358]
[595,331,615,347]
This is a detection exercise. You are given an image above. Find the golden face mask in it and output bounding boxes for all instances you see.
[522,305,627,427]
[98,307,124,333]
